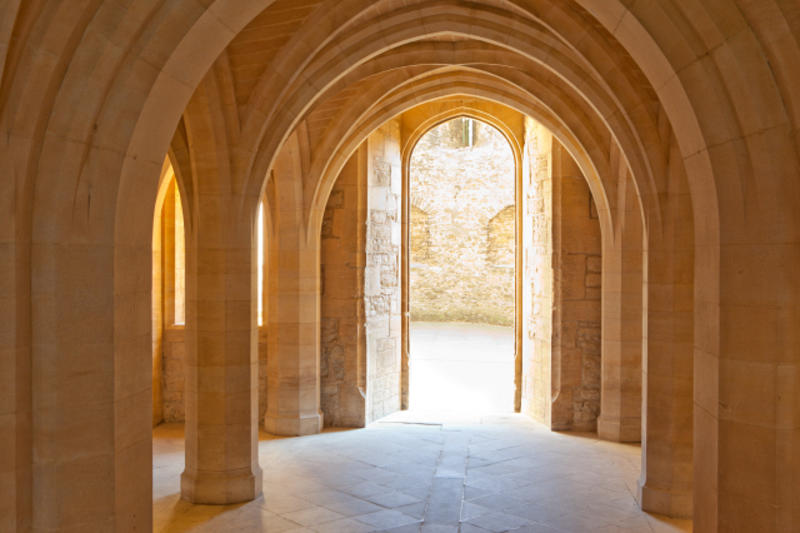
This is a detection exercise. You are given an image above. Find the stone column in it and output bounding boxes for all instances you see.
[692,145,800,532]
[263,132,324,436]
[320,149,367,428]
[180,193,263,503]
[180,89,262,504]
[364,122,402,423]
[637,148,694,518]
[598,172,643,442]
[549,142,603,432]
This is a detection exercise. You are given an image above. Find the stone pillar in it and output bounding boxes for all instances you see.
[264,132,324,436]
[637,146,693,518]
[364,121,402,423]
[180,90,262,504]
[692,149,800,532]
[521,123,603,432]
[180,195,262,503]
[549,142,602,432]
[320,149,367,427]
[598,171,643,443]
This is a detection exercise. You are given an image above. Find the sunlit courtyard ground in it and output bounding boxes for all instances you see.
[409,321,515,414]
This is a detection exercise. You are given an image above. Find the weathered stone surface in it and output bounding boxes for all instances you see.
[365,121,403,423]
[521,122,602,433]
[320,153,367,428]
[410,119,515,326]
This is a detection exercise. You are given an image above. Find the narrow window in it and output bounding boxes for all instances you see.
[174,186,185,325]
[257,200,265,327]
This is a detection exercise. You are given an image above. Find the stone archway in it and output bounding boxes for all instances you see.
[404,115,518,414]
[4,2,799,531]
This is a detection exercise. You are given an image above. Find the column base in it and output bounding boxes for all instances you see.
[181,466,262,505]
[597,415,641,443]
[637,481,693,519]
[264,412,323,436]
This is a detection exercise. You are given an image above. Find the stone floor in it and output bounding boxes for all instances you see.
[409,322,515,413]
[154,412,693,532]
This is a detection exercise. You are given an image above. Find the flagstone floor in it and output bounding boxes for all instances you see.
[153,411,692,532]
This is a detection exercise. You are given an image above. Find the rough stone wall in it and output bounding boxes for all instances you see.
[365,120,403,422]
[551,142,602,431]
[320,150,367,427]
[409,119,515,325]
[520,119,602,431]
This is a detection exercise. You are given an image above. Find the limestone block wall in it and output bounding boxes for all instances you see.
[409,119,515,325]
[521,118,602,431]
[365,120,403,422]
[550,142,602,431]
[320,150,367,427]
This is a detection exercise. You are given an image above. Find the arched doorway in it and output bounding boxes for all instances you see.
[406,117,516,414]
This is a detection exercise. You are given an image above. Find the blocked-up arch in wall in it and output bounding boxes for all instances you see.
[488,205,516,267]
[409,205,432,263]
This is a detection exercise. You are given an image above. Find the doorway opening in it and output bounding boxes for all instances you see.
[407,117,516,413]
